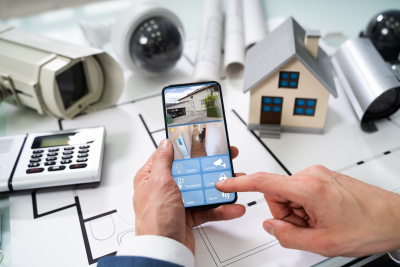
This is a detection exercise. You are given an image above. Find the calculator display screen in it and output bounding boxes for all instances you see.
[32,133,76,148]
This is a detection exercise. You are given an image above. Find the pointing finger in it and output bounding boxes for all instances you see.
[215,172,304,202]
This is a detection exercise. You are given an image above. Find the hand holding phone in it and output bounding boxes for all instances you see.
[133,139,245,255]
[162,81,237,210]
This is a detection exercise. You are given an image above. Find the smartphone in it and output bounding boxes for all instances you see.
[162,81,237,210]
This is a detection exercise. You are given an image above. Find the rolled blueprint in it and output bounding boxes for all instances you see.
[193,0,223,82]
[224,0,245,78]
[242,0,266,50]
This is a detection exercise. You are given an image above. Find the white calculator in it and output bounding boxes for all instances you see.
[0,126,105,195]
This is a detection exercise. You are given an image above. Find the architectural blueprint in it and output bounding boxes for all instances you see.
[7,33,400,267]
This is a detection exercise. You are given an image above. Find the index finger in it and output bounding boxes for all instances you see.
[215,172,302,200]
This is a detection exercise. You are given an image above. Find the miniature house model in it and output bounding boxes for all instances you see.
[243,17,337,138]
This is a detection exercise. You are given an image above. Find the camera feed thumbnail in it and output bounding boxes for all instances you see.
[168,121,228,160]
[165,83,223,126]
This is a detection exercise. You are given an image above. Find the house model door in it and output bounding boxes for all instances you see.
[260,96,283,125]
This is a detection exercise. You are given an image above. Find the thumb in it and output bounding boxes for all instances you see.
[150,139,174,181]
[263,219,320,252]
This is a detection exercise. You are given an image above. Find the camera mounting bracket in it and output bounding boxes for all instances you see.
[0,71,21,107]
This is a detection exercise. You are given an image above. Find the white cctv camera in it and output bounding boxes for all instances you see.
[0,23,124,119]
[111,2,185,76]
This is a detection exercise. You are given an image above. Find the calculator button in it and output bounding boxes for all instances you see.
[30,158,41,163]
[70,163,87,169]
[78,149,89,153]
[33,150,44,154]
[64,147,75,150]
[63,151,74,155]
[77,158,88,162]
[28,163,40,168]
[45,161,56,166]
[49,148,59,152]
[26,168,44,174]
[48,166,66,171]
[31,154,42,158]
[61,160,72,164]
[78,153,88,158]
[79,145,90,149]
[46,157,57,161]
[62,155,73,160]
[47,152,58,157]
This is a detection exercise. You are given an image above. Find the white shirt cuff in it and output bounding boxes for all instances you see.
[116,235,194,267]
[389,250,400,263]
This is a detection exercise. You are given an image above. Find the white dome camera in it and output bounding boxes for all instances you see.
[111,2,185,76]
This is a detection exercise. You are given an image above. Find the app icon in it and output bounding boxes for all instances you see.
[213,158,226,168]
[178,178,184,189]
[174,162,184,174]
[222,193,230,199]
[219,173,227,181]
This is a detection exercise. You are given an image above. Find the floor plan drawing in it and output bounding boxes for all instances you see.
[7,36,400,267]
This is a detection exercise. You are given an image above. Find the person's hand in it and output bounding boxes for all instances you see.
[133,139,245,254]
[215,165,400,257]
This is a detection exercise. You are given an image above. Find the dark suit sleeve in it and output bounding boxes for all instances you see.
[97,256,183,267]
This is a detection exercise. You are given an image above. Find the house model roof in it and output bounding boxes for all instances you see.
[242,17,337,98]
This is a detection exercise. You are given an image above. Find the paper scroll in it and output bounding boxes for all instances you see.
[192,0,223,82]
[223,0,245,78]
[242,0,266,50]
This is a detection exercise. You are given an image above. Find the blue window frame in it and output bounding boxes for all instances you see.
[295,108,303,114]
[306,100,316,107]
[263,98,271,104]
[294,98,317,116]
[280,81,288,87]
[305,108,314,115]
[272,106,281,112]
[279,71,299,89]
[262,106,271,112]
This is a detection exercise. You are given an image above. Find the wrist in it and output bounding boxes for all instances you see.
[389,193,400,249]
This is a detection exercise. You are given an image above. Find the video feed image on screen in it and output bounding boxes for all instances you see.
[165,83,223,126]
[168,121,228,160]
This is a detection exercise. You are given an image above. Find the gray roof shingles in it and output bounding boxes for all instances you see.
[242,17,337,98]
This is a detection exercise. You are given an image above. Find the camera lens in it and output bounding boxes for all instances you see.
[129,17,183,73]
[365,88,400,119]
[56,62,89,109]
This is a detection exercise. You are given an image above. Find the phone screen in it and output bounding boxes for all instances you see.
[162,82,236,209]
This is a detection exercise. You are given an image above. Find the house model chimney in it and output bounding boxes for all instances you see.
[304,30,321,58]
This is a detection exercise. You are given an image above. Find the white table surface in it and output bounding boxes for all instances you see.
[1,0,400,266]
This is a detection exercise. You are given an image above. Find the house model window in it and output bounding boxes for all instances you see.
[262,97,283,113]
[279,71,300,89]
[294,98,317,116]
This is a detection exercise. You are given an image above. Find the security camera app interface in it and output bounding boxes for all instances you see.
[164,82,235,208]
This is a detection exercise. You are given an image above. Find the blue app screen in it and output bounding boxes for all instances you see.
[164,82,235,208]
